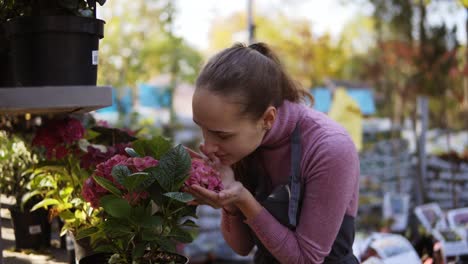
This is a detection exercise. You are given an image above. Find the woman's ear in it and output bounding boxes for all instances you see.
[262,106,277,130]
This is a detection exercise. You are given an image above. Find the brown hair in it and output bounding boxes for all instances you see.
[196,42,313,192]
[196,42,313,120]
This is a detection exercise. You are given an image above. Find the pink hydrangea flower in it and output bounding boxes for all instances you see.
[185,159,223,193]
[32,117,85,159]
[82,154,159,208]
[124,156,159,172]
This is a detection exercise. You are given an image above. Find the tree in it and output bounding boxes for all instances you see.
[207,11,350,88]
[97,0,202,122]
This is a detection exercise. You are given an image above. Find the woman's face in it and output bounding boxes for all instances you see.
[192,88,275,166]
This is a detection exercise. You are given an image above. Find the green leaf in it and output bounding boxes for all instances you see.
[132,136,172,159]
[100,195,131,219]
[169,226,194,243]
[93,176,122,196]
[75,226,99,241]
[58,210,75,221]
[21,190,42,210]
[111,165,131,185]
[148,181,167,205]
[147,145,191,191]
[60,225,69,237]
[123,172,152,191]
[59,187,74,199]
[102,218,133,237]
[132,242,147,261]
[181,219,198,227]
[31,198,60,211]
[74,210,86,221]
[144,235,176,252]
[93,244,114,253]
[163,192,194,203]
[174,205,198,219]
[139,215,163,228]
[125,147,140,157]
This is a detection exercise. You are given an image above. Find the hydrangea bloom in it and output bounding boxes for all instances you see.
[82,154,158,208]
[185,158,223,193]
[32,117,85,159]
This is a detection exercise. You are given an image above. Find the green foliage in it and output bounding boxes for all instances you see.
[208,11,350,88]
[82,144,197,264]
[132,136,172,160]
[146,144,191,192]
[0,131,38,205]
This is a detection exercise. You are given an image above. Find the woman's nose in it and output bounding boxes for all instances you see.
[202,138,219,154]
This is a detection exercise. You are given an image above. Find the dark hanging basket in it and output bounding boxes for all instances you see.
[0,23,13,87]
[79,252,189,264]
[4,16,105,87]
[8,206,51,250]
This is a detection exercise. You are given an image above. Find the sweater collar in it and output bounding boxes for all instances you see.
[260,100,303,148]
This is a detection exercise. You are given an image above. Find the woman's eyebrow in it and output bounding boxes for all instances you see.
[192,119,235,134]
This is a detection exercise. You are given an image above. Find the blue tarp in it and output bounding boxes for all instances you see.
[347,89,376,115]
[119,88,133,114]
[310,88,376,115]
[311,88,332,113]
[138,84,172,108]
[96,87,133,114]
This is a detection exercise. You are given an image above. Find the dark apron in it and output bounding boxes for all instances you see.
[251,125,359,264]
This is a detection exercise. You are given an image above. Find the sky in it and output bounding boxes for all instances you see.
[173,0,468,51]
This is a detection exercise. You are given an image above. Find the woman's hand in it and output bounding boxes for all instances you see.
[183,145,263,219]
[185,144,246,210]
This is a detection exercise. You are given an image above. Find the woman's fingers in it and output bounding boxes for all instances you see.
[190,185,218,201]
[189,185,240,207]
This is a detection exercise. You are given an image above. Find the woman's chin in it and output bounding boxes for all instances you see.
[220,157,234,166]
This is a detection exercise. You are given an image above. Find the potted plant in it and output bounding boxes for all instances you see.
[2,0,107,86]
[0,131,52,250]
[0,0,16,86]
[27,116,137,262]
[77,137,223,264]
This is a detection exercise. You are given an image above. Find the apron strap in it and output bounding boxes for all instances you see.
[288,124,302,227]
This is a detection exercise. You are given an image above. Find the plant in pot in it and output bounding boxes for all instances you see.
[0,130,52,250]
[0,0,17,86]
[77,136,223,264]
[27,116,138,262]
[2,0,107,86]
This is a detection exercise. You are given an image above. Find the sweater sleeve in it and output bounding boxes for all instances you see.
[220,209,255,256]
[244,134,360,264]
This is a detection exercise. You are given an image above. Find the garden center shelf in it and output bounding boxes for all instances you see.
[0,86,113,115]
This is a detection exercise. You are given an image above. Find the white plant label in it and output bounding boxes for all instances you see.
[92,50,99,65]
[29,225,42,235]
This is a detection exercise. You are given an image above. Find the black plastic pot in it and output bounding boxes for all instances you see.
[9,206,51,250]
[4,16,104,86]
[0,23,13,87]
[68,231,95,264]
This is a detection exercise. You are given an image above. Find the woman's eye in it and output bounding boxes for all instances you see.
[217,133,233,140]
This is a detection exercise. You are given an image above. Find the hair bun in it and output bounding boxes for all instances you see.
[248,43,269,55]
[248,42,281,65]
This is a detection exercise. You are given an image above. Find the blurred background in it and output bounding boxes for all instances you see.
[92,1,468,263]
[1,0,468,263]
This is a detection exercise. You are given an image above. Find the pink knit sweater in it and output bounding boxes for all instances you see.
[221,101,360,264]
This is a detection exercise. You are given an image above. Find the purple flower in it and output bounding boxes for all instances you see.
[185,159,223,193]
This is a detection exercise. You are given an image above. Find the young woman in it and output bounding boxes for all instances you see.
[186,42,360,264]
